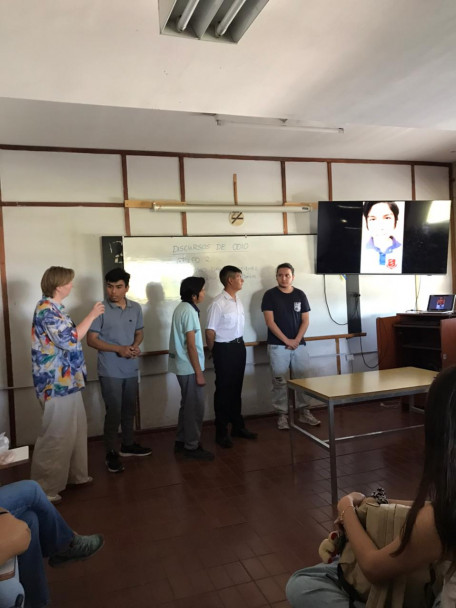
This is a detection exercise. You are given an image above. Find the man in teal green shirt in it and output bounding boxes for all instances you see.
[169,277,214,461]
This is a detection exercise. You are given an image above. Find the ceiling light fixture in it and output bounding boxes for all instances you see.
[214,116,344,134]
[159,0,270,43]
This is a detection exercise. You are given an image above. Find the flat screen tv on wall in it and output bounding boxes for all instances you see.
[316,200,451,275]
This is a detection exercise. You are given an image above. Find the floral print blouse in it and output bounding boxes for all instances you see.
[31,298,86,402]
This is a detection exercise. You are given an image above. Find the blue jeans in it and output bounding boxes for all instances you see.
[287,563,365,607]
[286,562,442,607]
[0,481,74,608]
[267,344,310,413]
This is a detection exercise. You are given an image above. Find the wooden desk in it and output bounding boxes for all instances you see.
[287,367,436,504]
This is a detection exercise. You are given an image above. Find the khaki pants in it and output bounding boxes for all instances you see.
[31,391,89,496]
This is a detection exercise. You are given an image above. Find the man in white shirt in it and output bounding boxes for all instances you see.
[206,266,258,448]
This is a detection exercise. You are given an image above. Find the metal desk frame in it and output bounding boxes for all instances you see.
[287,367,436,504]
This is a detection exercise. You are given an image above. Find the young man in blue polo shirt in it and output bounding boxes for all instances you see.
[87,268,151,473]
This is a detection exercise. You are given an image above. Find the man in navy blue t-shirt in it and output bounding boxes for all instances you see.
[261,263,320,430]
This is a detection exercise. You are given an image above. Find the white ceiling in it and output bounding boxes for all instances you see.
[1,0,456,161]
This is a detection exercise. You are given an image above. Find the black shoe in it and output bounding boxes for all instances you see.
[184,446,215,461]
[216,436,233,448]
[119,443,152,457]
[105,450,125,473]
[174,440,185,453]
[231,428,258,440]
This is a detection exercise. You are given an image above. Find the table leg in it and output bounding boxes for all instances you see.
[288,387,296,471]
[327,400,338,504]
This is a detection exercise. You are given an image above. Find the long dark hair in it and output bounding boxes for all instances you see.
[395,366,456,557]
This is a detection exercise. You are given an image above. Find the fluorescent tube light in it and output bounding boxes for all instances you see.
[150,204,312,213]
[176,0,201,32]
[214,116,344,134]
[215,0,247,37]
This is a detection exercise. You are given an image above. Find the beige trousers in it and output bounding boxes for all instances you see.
[31,391,89,496]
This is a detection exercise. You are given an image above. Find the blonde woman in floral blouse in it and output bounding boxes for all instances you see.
[31,266,104,503]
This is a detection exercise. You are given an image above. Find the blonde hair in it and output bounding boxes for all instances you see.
[41,266,75,298]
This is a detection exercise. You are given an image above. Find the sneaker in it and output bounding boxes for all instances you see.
[277,414,290,430]
[47,494,62,504]
[105,450,125,473]
[48,534,104,568]
[119,443,152,457]
[174,440,185,453]
[298,409,321,426]
[184,446,215,461]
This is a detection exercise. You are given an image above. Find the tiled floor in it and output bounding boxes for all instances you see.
[5,400,425,607]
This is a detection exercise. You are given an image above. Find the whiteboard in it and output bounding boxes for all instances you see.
[123,235,349,352]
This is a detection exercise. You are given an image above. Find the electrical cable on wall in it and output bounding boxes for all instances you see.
[323,275,348,326]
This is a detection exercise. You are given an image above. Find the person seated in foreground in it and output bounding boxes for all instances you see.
[0,480,104,608]
[286,365,456,607]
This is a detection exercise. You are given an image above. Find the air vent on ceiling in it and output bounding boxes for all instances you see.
[158,0,270,44]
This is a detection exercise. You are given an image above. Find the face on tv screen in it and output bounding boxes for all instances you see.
[316,200,451,275]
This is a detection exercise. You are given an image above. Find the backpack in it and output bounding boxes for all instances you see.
[338,498,436,608]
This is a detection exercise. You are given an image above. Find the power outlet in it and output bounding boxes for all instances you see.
[346,354,354,362]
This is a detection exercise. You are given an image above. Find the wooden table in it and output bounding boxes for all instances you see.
[287,367,436,504]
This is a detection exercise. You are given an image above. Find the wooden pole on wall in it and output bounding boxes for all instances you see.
[121,154,141,428]
[233,173,238,205]
[327,161,333,201]
[179,157,188,236]
[281,161,288,234]
[411,164,416,200]
[0,181,16,445]
[121,154,131,237]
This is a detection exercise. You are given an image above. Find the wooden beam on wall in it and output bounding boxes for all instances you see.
[327,162,333,201]
[0,144,450,168]
[1,202,121,208]
[121,154,131,237]
[179,157,187,236]
[411,164,416,200]
[0,182,16,446]
[281,161,288,234]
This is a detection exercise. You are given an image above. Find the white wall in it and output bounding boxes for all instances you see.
[0,150,451,444]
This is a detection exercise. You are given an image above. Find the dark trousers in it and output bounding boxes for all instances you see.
[212,341,246,438]
[99,376,138,452]
[176,374,205,450]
